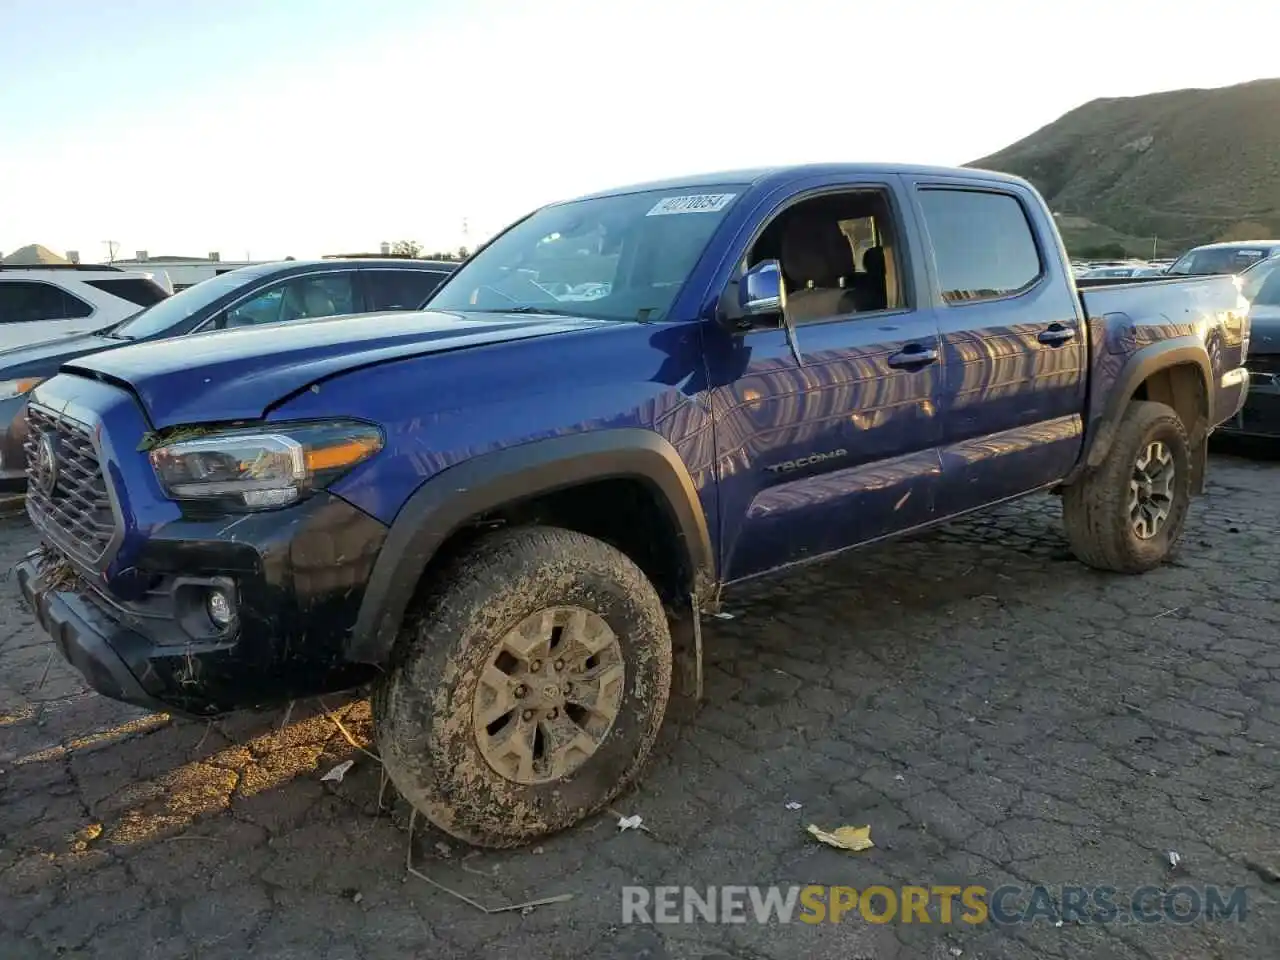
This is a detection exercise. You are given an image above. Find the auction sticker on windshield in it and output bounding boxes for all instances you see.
[647,194,737,216]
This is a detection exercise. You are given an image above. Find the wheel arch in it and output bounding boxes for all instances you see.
[347,428,716,664]
[1077,337,1211,490]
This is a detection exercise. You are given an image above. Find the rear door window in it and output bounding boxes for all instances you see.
[364,270,450,311]
[0,280,94,322]
[916,189,1043,302]
[84,277,170,307]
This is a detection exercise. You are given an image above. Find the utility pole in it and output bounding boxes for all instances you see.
[102,240,119,263]
[1152,235,1158,259]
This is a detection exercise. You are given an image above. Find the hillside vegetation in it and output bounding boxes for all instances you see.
[970,78,1280,256]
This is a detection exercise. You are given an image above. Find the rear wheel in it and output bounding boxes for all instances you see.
[1063,400,1191,573]
[373,525,672,848]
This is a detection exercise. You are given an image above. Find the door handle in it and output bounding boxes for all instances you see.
[1038,323,1076,346]
[887,344,939,370]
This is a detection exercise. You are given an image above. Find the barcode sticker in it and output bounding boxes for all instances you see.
[646,193,737,216]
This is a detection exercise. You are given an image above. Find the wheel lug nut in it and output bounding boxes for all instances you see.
[554,659,565,671]
[513,684,527,698]
[530,660,543,672]
[521,709,535,721]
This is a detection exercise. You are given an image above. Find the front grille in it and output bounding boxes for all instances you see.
[24,405,115,563]
[1248,354,1280,377]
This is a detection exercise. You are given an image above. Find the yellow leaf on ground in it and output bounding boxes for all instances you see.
[806,823,874,852]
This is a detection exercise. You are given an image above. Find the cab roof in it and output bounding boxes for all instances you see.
[560,162,1032,205]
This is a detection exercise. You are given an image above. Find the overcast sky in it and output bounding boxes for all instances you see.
[0,0,1271,262]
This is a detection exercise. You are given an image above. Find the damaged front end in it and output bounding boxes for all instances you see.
[16,381,390,717]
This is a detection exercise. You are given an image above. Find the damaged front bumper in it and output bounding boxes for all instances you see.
[18,491,389,717]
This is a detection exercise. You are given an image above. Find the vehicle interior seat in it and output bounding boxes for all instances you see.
[779,213,858,322]
[856,246,890,311]
[302,285,337,318]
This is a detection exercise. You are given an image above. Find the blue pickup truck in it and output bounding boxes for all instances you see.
[17,163,1250,848]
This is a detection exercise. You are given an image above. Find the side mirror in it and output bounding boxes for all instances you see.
[719,259,785,332]
[741,259,784,316]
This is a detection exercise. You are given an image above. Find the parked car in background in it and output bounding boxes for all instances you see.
[1166,240,1280,277]
[16,162,1249,849]
[0,264,170,351]
[1220,256,1280,439]
[0,257,454,484]
[1078,264,1166,280]
[1240,254,1280,302]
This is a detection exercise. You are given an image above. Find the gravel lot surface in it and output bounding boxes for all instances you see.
[2,451,1277,959]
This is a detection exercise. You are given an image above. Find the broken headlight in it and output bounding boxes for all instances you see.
[148,420,383,510]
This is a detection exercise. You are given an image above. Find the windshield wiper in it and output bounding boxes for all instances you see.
[473,306,566,315]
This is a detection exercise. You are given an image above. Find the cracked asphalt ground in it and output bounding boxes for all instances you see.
[2,451,1278,960]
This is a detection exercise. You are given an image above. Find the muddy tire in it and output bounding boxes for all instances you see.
[373,525,671,848]
[1062,400,1191,573]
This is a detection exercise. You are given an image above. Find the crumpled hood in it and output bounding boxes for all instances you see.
[64,309,607,428]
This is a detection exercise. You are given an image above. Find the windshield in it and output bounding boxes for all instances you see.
[428,185,746,322]
[111,267,263,339]
[1241,258,1280,302]
[1252,264,1280,307]
[1167,246,1275,276]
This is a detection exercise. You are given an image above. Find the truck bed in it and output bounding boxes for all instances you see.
[1073,271,1249,445]
[1075,272,1243,327]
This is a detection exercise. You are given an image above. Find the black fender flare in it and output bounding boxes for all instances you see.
[346,428,716,664]
[1079,336,1211,475]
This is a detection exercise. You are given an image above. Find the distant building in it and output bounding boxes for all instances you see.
[109,251,267,291]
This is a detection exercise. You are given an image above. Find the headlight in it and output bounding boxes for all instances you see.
[148,420,383,510]
[0,378,46,402]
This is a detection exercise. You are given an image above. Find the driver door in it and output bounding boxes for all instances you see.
[708,180,945,582]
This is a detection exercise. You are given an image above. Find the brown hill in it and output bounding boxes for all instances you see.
[970,78,1280,255]
[1,244,69,265]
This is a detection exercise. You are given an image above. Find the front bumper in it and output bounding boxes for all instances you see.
[1217,368,1280,439]
[19,491,389,717]
[17,558,172,714]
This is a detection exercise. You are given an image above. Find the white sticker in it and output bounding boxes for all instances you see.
[646,193,736,216]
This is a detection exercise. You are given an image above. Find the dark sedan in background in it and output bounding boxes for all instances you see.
[0,257,455,485]
[1219,256,1280,440]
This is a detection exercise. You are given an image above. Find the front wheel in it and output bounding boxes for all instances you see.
[373,525,672,848]
[1062,400,1192,573]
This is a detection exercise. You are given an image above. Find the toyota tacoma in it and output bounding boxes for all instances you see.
[17,163,1251,847]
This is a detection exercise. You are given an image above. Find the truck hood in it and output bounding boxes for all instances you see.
[63,309,609,428]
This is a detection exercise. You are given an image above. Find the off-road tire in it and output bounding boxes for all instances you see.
[1063,400,1191,573]
[373,525,672,848]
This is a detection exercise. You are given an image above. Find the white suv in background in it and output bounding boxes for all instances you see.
[0,264,171,351]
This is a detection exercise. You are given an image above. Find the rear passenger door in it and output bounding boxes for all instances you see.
[907,180,1087,515]
[362,269,451,311]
